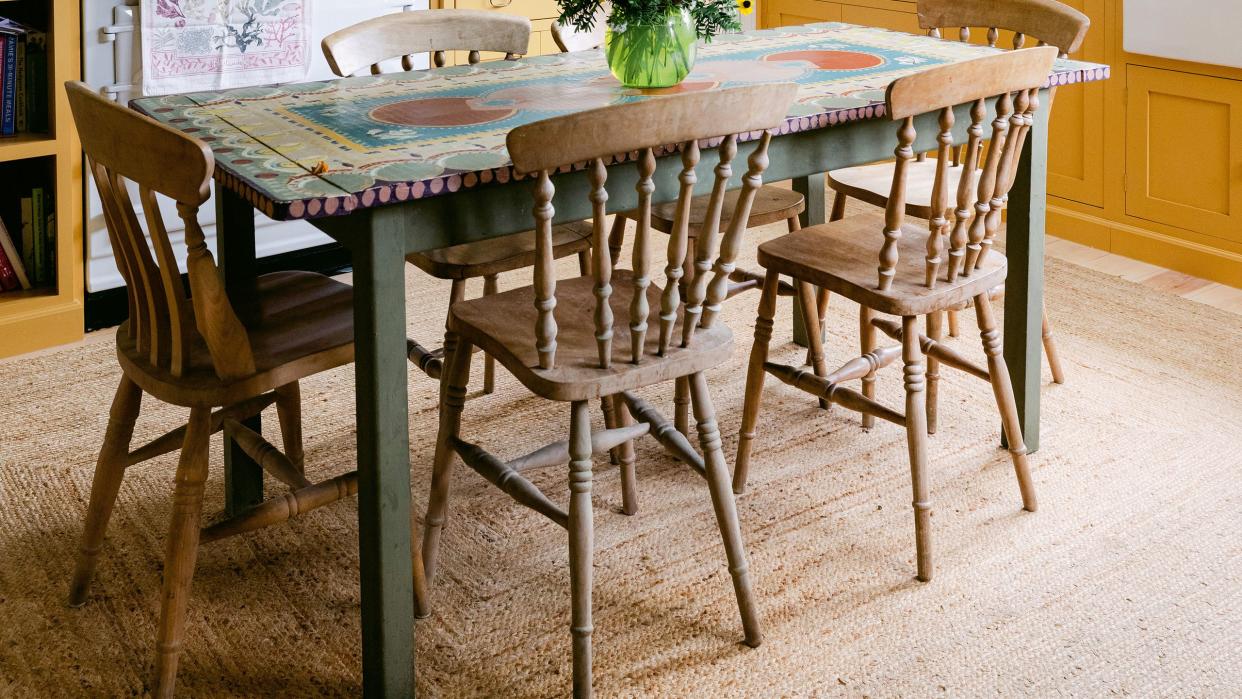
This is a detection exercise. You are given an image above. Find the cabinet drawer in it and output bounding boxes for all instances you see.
[452,0,560,20]
[1126,65,1242,244]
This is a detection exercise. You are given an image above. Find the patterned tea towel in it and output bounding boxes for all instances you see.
[142,0,312,96]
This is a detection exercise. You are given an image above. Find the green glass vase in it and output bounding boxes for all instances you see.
[605,10,697,89]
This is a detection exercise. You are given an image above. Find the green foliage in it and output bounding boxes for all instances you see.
[558,0,741,42]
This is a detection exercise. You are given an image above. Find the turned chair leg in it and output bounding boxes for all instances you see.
[69,375,143,607]
[611,394,638,515]
[600,396,620,466]
[1042,301,1066,385]
[273,381,304,472]
[152,406,212,698]
[689,372,762,647]
[859,306,878,430]
[420,332,474,615]
[947,309,961,338]
[577,250,590,277]
[786,214,802,233]
[974,294,1038,512]
[567,400,595,699]
[734,270,781,495]
[900,316,933,583]
[481,275,499,395]
[674,377,691,437]
[829,191,849,220]
[925,311,944,436]
[607,215,626,269]
[798,281,831,411]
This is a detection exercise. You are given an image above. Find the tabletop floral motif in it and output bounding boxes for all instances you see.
[134,22,1108,221]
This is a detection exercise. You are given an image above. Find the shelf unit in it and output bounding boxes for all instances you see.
[0,0,82,359]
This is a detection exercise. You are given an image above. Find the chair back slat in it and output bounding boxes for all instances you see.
[918,0,1090,56]
[322,9,530,77]
[875,49,1055,291]
[924,106,955,288]
[506,84,798,371]
[67,81,256,381]
[682,136,736,348]
[629,148,656,363]
[658,141,699,356]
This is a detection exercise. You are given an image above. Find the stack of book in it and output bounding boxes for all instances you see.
[0,187,55,292]
[0,16,48,137]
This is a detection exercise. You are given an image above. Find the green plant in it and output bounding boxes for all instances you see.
[558,0,741,42]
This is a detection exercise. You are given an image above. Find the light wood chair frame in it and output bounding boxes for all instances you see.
[64,82,363,698]
[418,83,799,697]
[735,49,1058,583]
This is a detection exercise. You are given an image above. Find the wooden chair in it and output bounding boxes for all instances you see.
[826,0,1088,418]
[418,83,798,697]
[550,18,809,437]
[734,48,1058,583]
[64,82,364,698]
[323,10,594,394]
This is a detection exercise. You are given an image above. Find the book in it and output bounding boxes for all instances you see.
[14,29,24,132]
[19,196,31,273]
[1,32,15,136]
[0,35,7,135]
[0,239,18,291]
[24,26,45,132]
[31,187,43,284]
[0,214,28,289]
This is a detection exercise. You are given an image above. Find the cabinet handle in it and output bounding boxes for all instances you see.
[490,0,513,7]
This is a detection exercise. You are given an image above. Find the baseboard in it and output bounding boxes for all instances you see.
[1048,203,1242,289]
[84,243,353,332]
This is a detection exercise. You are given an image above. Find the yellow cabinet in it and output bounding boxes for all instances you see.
[1046,0,1105,207]
[1125,65,1242,245]
[762,0,841,28]
[839,4,920,34]
[437,0,562,64]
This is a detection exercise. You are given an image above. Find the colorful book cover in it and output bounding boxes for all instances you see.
[1,31,15,135]
[0,214,28,289]
[0,241,18,291]
[31,187,43,284]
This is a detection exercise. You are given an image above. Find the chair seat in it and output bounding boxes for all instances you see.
[117,271,355,407]
[643,185,805,235]
[449,270,734,401]
[827,159,982,219]
[757,211,1007,317]
[407,221,593,280]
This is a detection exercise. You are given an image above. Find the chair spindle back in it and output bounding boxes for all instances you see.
[322,9,531,76]
[878,47,1057,291]
[505,83,799,371]
[918,0,1090,57]
[66,81,256,382]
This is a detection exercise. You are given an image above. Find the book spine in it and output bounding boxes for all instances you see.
[44,197,55,281]
[0,241,18,292]
[0,215,29,289]
[0,36,7,135]
[29,44,45,132]
[20,196,32,273]
[31,187,43,284]
[14,34,24,132]
[2,34,15,136]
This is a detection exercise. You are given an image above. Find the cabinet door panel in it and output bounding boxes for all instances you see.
[1047,0,1105,207]
[762,0,841,28]
[1126,65,1242,244]
[840,5,920,34]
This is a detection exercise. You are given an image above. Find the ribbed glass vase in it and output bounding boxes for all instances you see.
[604,10,697,89]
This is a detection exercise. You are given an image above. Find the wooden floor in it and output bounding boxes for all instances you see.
[1046,236,1242,316]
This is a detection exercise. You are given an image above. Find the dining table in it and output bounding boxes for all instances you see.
[133,21,1109,696]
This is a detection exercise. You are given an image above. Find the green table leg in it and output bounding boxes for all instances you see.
[1002,103,1049,453]
[791,173,827,348]
[216,187,264,516]
[352,209,415,697]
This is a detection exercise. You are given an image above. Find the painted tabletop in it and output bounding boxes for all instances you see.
[133,22,1109,221]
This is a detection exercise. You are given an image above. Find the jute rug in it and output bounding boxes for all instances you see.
[2,221,1240,697]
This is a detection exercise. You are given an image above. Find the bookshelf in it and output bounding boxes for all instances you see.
[0,0,82,358]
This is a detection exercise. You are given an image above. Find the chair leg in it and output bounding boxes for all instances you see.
[611,394,638,515]
[900,317,933,583]
[830,190,848,222]
[567,400,595,698]
[947,309,960,338]
[674,377,691,438]
[798,281,831,411]
[786,214,802,232]
[689,372,762,647]
[273,381,304,472]
[859,306,877,430]
[734,270,781,495]
[1042,301,1066,385]
[607,215,626,269]
[481,275,499,395]
[599,395,620,466]
[68,375,143,607]
[152,406,212,699]
[420,332,474,615]
[974,294,1038,512]
[925,312,943,436]
[577,250,590,277]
